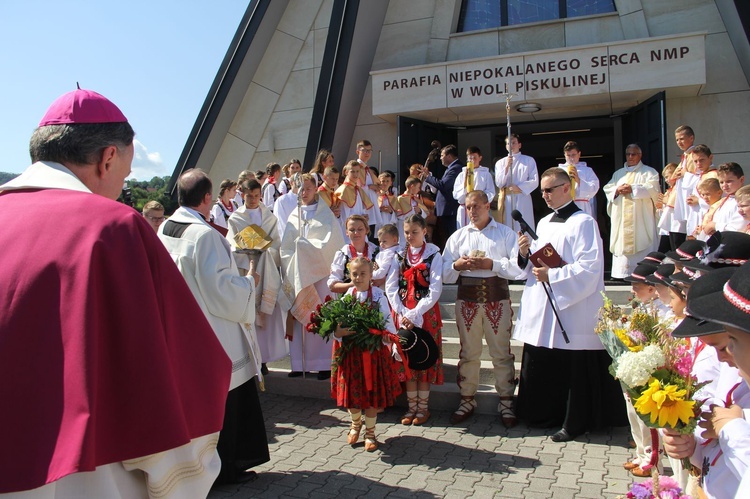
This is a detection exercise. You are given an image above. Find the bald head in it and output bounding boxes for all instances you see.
[178,169,213,209]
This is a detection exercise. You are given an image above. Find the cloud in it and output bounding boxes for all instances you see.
[128,139,170,181]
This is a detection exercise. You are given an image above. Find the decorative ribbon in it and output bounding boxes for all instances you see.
[403,263,428,309]
[642,428,660,471]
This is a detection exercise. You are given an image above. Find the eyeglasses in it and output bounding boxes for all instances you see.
[541,184,566,194]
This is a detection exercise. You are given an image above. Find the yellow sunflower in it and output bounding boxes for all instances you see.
[633,378,695,428]
[614,328,643,352]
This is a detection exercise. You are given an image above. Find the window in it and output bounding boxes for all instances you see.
[458,0,616,32]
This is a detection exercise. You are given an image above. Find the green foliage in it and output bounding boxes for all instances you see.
[125,176,177,214]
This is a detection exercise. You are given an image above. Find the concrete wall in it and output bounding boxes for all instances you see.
[207,0,749,185]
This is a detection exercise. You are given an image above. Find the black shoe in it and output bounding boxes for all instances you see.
[550,428,577,442]
[288,371,303,378]
[317,370,331,380]
[261,363,269,375]
[213,470,258,486]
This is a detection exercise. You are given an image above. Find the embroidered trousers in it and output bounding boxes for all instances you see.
[455,298,515,398]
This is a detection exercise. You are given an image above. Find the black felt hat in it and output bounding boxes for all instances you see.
[623,263,658,283]
[665,239,706,263]
[682,231,750,272]
[637,252,667,266]
[398,327,439,371]
[645,263,676,287]
[685,266,750,334]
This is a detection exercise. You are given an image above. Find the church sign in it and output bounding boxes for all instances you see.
[372,33,705,114]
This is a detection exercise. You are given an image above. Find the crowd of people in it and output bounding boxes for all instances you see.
[4,87,750,498]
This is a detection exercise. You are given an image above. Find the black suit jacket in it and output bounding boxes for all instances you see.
[424,159,462,217]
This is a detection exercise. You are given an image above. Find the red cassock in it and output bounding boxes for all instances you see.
[0,188,231,493]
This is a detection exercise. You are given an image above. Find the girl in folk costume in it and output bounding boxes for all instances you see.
[335,161,379,240]
[280,174,345,380]
[210,179,238,230]
[396,176,430,243]
[656,163,678,253]
[310,148,335,187]
[261,162,283,209]
[328,215,381,293]
[385,214,444,425]
[332,256,402,451]
[377,171,402,229]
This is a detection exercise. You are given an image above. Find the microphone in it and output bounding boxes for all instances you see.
[511,209,538,240]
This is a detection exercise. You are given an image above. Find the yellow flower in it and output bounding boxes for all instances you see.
[634,378,695,428]
[614,329,643,352]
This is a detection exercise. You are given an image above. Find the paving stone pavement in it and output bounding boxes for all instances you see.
[209,392,639,499]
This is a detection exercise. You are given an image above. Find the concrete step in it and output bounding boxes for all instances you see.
[263,282,634,415]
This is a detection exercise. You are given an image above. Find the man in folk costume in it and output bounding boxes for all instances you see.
[452,146,496,229]
[666,125,697,250]
[159,169,270,485]
[603,144,660,279]
[0,89,230,497]
[494,134,539,232]
[336,160,378,239]
[514,168,626,442]
[226,179,288,370]
[442,190,523,427]
[280,174,345,379]
[557,141,600,218]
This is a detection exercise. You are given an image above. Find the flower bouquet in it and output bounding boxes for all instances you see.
[596,294,706,476]
[307,294,388,366]
[624,474,690,498]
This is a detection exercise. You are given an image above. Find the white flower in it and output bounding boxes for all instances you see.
[615,345,665,388]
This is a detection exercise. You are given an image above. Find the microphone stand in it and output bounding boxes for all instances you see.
[519,227,570,344]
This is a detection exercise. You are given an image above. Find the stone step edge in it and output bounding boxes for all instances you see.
[262,369,516,416]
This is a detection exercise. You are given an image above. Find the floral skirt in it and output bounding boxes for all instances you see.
[396,304,444,384]
[331,342,403,409]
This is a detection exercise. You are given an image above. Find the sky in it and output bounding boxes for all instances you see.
[0,1,249,180]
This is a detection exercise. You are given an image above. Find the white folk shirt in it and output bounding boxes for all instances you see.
[495,153,539,231]
[557,161,600,217]
[513,202,606,350]
[603,161,660,255]
[452,165,496,228]
[385,243,443,328]
[442,219,522,283]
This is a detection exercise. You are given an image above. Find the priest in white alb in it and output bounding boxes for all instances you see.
[227,178,288,366]
[280,174,345,379]
[513,167,626,443]
[603,144,660,279]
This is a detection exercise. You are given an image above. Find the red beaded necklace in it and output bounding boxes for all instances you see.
[407,243,426,265]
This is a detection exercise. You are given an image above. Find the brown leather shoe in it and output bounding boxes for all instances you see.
[450,397,476,424]
[347,420,362,445]
[364,428,378,452]
[630,466,652,477]
[412,409,431,426]
[498,397,517,428]
[623,460,639,470]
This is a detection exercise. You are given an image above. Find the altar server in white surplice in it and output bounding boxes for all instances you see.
[227,179,288,364]
[280,174,345,378]
[514,167,626,443]
[557,140,599,218]
[494,134,538,232]
[453,146,496,229]
[603,144,660,279]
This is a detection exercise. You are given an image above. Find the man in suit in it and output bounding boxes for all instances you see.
[422,144,463,248]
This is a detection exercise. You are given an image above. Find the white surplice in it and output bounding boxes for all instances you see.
[557,162,600,218]
[452,165,496,228]
[513,203,605,350]
[494,153,539,231]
